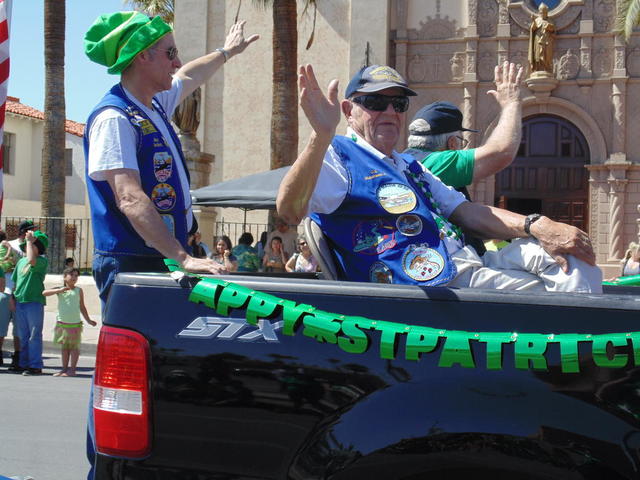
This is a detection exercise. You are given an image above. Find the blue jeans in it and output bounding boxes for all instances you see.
[15,302,44,369]
[92,253,166,311]
[87,253,166,479]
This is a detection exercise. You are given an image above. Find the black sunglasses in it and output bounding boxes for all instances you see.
[164,46,179,61]
[351,94,410,113]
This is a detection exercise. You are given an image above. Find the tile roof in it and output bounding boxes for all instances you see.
[5,96,85,137]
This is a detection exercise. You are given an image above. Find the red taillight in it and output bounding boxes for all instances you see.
[93,326,151,458]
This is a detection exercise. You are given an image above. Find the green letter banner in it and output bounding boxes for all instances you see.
[165,263,637,373]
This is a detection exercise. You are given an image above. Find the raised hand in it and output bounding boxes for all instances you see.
[298,64,341,139]
[223,20,260,57]
[487,61,524,108]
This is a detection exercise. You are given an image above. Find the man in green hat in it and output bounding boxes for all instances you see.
[83,12,259,308]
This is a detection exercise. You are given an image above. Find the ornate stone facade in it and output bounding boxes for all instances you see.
[173,0,640,275]
[396,0,640,275]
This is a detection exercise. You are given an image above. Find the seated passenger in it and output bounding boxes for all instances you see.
[276,63,602,292]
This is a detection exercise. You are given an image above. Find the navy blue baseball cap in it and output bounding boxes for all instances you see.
[345,65,417,99]
[410,101,478,135]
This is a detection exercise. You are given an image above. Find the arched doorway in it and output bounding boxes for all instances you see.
[494,115,590,231]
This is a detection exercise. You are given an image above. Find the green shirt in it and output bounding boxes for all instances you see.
[11,256,48,304]
[405,148,476,188]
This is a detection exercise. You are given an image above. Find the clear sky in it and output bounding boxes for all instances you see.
[10,0,132,123]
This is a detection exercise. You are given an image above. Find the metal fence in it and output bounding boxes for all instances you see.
[2,216,93,271]
[213,220,270,246]
[213,219,303,247]
[1,216,301,272]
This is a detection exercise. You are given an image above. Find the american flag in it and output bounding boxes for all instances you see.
[0,0,10,216]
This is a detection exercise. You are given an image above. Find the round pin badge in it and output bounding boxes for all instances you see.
[369,261,393,283]
[352,219,397,255]
[151,183,177,211]
[153,152,173,182]
[402,243,445,282]
[396,214,423,237]
[377,183,417,214]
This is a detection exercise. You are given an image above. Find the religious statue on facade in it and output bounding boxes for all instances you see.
[528,3,555,76]
[173,87,201,135]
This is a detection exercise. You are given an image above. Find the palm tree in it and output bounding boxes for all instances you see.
[254,0,317,172]
[615,0,640,42]
[125,0,173,23]
[41,0,66,272]
[255,0,299,171]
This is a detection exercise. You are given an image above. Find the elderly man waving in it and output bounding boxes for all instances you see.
[277,63,601,292]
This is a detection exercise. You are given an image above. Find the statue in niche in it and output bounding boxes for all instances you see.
[528,3,555,75]
[450,53,464,81]
[173,87,201,135]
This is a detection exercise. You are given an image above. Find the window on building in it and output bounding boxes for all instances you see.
[2,132,14,175]
[530,0,560,9]
[65,148,73,176]
[65,223,77,248]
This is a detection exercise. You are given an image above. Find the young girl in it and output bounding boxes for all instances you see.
[43,267,97,376]
[263,236,289,273]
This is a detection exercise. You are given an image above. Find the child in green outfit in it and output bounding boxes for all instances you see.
[43,267,97,376]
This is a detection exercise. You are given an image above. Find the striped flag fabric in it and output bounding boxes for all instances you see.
[0,0,10,216]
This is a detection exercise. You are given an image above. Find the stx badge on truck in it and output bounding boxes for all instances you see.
[178,316,283,343]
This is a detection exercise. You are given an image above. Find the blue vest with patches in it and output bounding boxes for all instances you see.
[310,136,457,285]
[84,84,190,257]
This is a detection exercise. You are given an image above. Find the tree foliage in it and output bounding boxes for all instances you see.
[125,0,174,24]
[615,0,640,42]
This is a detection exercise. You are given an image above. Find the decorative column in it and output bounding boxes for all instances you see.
[607,167,629,261]
[394,0,409,80]
[497,0,510,61]
[578,19,593,85]
[610,81,627,162]
[464,0,478,83]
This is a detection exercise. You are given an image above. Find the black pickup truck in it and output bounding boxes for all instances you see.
[92,269,640,479]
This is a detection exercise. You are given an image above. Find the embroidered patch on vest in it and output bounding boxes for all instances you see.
[153,152,173,182]
[352,219,397,255]
[377,183,417,214]
[396,214,423,237]
[369,261,393,283]
[151,183,177,211]
[402,243,445,281]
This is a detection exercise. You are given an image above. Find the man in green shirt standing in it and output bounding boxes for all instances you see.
[10,230,49,375]
[404,61,524,254]
[404,61,523,189]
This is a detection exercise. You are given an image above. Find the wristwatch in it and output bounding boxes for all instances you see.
[524,213,542,236]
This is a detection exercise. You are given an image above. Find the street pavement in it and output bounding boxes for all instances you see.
[1,274,100,479]
[0,352,95,480]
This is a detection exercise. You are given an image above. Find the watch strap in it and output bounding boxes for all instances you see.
[524,213,542,236]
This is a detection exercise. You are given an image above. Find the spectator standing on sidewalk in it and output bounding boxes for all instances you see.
[43,267,97,377]
[10,230,49,375]
[0,267,14,367]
